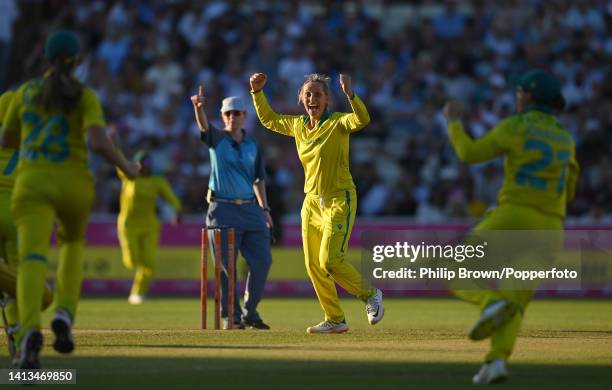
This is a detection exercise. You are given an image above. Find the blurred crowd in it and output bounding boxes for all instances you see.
[2,0,612,225]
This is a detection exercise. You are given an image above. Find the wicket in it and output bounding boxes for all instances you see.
[200,226,235,330]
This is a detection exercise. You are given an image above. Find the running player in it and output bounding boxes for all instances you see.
[250,72,384,333]
[443,69,578,384]
[2,31,139,368]
[0,90,53,360]
[0,90,19,334]
[117,150,181,305]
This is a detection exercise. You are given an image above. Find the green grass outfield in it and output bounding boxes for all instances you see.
[1,298,611,389]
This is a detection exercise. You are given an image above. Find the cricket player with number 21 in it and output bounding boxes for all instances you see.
[443,69,579,384]
[250,72,384,334]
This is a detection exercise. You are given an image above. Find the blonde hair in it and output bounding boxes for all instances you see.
[298,73,331,104]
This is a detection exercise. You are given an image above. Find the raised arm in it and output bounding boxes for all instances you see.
[250,73,295,137]
[191,85,209,133]
[337,74,370,132]
[443,100,504,164]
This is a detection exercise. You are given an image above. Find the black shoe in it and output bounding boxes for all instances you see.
[18,329,43,369]
[244,318,270,330]
[234,321,246,330]
[51,310,75,353]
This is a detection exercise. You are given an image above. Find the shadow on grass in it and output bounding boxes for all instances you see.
[1,356,610,390]
[92,344,422,353]
[95,344,293,350]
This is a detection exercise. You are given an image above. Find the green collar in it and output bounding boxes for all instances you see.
[303,109,330,128]
[524,104,553,115]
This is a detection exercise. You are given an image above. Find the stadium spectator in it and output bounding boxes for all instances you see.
[2,0,610,224]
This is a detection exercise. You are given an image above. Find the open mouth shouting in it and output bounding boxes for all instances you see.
[307,104,321,115]
[301,82,329,120]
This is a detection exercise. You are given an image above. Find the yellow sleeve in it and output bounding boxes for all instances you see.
[158,177,182,212]
[81,87,107,129]
[116,166,129,182]
[566,153,579,203]
[2,86,23,138]
[447,117,513,164]
[338,94,370,133]
[0,90,15,123]
[251,90,297,137]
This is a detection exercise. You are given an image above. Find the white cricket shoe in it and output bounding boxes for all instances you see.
[306,320,349,334]
[469,300,518,341]
[472,359,509,384]
[222,317,246,330]
[128,294,145,305]
[366,288,384,325]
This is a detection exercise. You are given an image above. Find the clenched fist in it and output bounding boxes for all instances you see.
[124,161,141,180]
[250,73,267,92]
[443,100,463,121]
[339,74,354,99]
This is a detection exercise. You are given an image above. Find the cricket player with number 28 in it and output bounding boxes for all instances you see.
[0,90,53,360]
[2,31,139,369]
[443,69,579,384]
[0,90,21,336]
[250,72,384,334]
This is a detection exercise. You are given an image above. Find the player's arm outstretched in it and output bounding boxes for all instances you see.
[338,73,370,133]
[90,126,139,179]
[443,100,505,164]
[249,73,295,137]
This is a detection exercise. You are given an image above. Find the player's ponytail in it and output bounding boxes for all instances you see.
[36,31,83,114]
[37,58,83,114]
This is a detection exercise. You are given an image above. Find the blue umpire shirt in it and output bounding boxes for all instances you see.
[201,125,266,200]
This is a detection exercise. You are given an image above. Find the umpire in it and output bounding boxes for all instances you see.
[191,86,273,330]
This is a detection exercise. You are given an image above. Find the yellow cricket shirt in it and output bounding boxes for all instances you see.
[447,107,579,218]
[2,78,106,174]
[0,90,14,122]
[118,169,182,228]
[252,90,370,196]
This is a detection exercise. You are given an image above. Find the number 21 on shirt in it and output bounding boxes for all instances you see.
[515,138,570,193]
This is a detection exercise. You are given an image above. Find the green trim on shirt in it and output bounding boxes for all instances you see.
[302,109,331,127]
